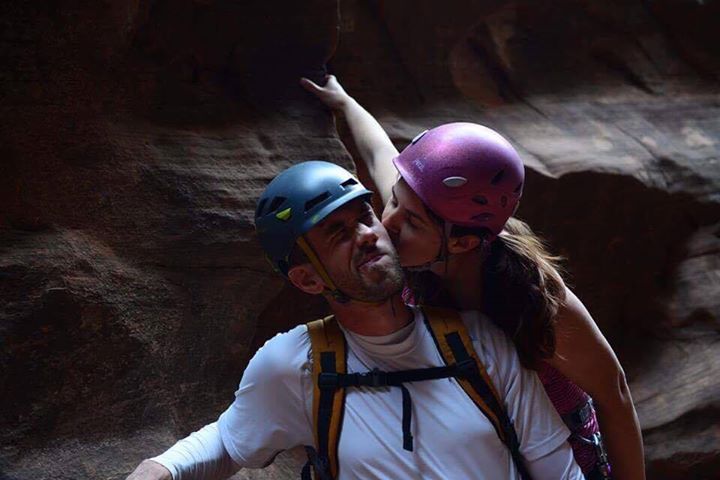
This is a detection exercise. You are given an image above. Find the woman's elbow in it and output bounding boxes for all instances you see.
[596,366,634,411]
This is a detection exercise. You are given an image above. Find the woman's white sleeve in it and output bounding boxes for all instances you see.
[150,422,240,480]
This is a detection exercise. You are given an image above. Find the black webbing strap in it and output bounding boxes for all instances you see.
[318,363,479,389]
[301,446,331,480]
[399,385,413,451]
[317,361,484,453]
[302,351,338,480]
[445,331,532,480]
[305,316,346,480]
[306,312,533,479]
[311,352,337,479]
[301,459,311,480]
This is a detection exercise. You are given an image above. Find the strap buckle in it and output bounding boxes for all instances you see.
[358,368,388,387]
[318,372,339,390]
[456,358,479,378]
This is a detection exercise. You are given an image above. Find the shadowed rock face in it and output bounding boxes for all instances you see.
[1,1,718,479]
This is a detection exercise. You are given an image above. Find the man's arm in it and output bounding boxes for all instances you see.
[125,325,312,480]
[125,422,239,480]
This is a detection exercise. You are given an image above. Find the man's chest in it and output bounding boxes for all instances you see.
[334,363,511,479]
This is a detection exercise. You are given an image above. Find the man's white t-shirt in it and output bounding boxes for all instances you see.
[210,307,578,479]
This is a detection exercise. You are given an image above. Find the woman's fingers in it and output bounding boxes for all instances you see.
[299,77,321,93]
[324,74,337,86]
[300,74,349,111]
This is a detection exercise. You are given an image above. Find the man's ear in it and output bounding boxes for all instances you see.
[287,263,326,295]
[447,234,482,254]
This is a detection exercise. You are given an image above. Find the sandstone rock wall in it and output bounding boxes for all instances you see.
[1,1,718,479]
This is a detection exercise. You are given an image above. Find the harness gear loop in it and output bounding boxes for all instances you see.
[563,398,613,479]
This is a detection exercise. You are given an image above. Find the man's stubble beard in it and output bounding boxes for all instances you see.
[335,249,405,303]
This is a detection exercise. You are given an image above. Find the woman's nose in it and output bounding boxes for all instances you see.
[382,207,400,235]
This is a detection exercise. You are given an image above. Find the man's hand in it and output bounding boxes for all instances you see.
[125,459,172,480]
[300,74,354,112]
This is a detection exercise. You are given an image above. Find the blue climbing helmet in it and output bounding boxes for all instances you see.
[254,161,373,276]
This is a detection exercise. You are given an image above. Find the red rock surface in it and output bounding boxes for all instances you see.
[1,1,718,479]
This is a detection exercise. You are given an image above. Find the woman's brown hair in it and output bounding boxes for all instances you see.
[409,216,566,369]
[480,217,566,369]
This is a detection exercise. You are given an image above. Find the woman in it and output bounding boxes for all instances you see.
[301,75,646,480]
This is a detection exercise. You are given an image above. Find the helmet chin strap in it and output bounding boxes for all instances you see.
[404,222,454,273]
[295,235,385,306]
[405,222,493,274]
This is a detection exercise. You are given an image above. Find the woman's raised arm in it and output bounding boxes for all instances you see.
[301,75,398,206]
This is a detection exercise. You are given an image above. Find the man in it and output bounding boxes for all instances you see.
[126,161,583,480]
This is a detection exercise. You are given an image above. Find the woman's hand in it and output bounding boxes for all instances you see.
[300,74,397,206]
[300,74,353,112]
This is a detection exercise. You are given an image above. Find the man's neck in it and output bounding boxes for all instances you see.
[330,292,413,336]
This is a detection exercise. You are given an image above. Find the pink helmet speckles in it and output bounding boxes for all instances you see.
[393,122,525,239]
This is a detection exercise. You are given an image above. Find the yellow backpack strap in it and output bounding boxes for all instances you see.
[422,306,505,438]
[305,316,346,480]
[422,306,532,480]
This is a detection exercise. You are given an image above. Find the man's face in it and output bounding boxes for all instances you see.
[305,198,404,302]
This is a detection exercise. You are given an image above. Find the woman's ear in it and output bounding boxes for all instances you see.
[447,234,482,254]
[287,264,325,295]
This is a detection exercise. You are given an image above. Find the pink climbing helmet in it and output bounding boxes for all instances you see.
[393,122,525,239]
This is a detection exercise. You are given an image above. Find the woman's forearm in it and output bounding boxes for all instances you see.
[594,384,646,480]
[339,98,398,206]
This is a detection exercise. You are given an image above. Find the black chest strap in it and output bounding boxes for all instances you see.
[304,308,533,480]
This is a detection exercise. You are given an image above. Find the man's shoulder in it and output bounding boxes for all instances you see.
[457,309,519,370]
[248,324,311,376]
[460,310,510,346]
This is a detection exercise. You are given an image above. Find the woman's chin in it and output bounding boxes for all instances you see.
[399,256,434,270]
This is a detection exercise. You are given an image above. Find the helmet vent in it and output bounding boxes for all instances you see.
[514,182,523,193]
[267,196,286,214]
[442,176,467,188]
[490,169,505,185]
[340,178,358,188]
[255,198,268,218]
[304,191,330,212]
[472,195,488,205]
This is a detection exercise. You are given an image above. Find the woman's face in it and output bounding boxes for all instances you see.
[381,177,443,267]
